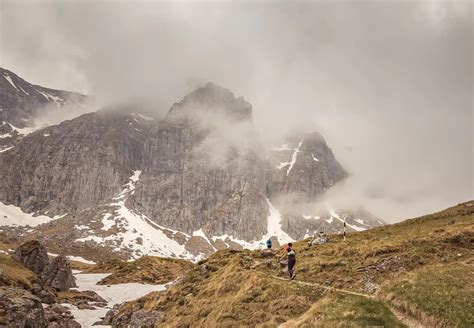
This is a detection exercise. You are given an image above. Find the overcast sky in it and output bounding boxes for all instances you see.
[1,0,472,222]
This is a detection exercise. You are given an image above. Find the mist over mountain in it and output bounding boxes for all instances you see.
[2,1,472,222]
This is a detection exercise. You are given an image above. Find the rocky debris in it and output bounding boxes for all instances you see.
[40,255,77,291]
[57,290,107,308]
[361,276,378,294]
[13,240,49,274]
[356,256,405,274]
[31,283,56,304]
[43,304,80,328]
[0,286,47,328]
[102,304,164,328]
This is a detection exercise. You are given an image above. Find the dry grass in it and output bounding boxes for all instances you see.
[281,292,406,328]
[95,256,194,285]
[0,254,38,290]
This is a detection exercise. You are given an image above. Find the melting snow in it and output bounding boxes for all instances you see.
[0,146,14,153]
[34,89,64,107]
[0,202,62,227]
[3,74,19,92]
[302,215,320,220]
[100,213,114,231]
[63,272,168,327]
[328,209,365,232]
[212,199,294,248]
[263,198,293,244]
[47,253,96,265]
[76,171,195,260]
[74,224,90,231]
[275,140,304,175]
[311,153,320,162]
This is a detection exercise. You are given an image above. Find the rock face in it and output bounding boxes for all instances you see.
[40,256,77,291]
[0,287,80,328]
[0,67,86,152]
[103,304,163,328]
[13,240,49,274]
[135,85,269,239]
[267,131,347,201]
[0,287,47,328]
[0,70,384,260]
[0,110,152,214]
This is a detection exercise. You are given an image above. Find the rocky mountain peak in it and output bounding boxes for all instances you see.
[167,82,252,123]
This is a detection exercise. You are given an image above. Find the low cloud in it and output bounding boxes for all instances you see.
[1,0,472,221]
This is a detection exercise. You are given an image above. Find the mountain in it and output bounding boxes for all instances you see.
[0,67,86,152]
[0,69,384,261]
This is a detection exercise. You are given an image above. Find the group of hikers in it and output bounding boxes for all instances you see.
[265,231,329,280]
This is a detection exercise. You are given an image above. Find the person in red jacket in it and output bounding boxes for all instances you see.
[279,242,296,280]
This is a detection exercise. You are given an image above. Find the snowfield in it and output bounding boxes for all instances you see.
[0,202,61,227]
[63,272,168,327]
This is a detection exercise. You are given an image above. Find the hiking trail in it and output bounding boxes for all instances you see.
[258,272,423,328]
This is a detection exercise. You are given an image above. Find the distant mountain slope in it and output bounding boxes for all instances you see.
[0,67,86,152]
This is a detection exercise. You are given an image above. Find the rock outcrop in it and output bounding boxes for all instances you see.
[0,287,81,328]
[0,287,47,328]
[13,240,49,274]
[0,67,86,152]
[40,256,77,291]
[267,131,347,201]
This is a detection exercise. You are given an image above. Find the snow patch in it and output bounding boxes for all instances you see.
[311,153,320,162]
[48,253,96,265]
[100,213,114,231]
[3,74,19,92]
[275,140,304,175]
[0,202,61,227]
[328,209,365,232]
[74,225,90,231]
[263,198,293,244]
[34,89,64,107]
[0,146,14,153]
[65,272,168,327]
[76,171,195,260]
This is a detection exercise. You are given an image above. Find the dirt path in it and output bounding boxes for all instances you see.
[262,273,423,328]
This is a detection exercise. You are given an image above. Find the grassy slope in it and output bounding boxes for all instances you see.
[110,201,473,327]
[0,254,38,290]
[91,256,194,285]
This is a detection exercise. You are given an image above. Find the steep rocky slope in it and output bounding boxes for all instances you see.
[105,201,474,327]
[0,67,86,152]
[0,69,383,261]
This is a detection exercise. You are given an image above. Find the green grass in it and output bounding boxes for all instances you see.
[290,292,407,328]
[382,263,474,327]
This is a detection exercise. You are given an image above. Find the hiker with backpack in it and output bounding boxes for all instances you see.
[266,238,272,249]
[279,242,296,280]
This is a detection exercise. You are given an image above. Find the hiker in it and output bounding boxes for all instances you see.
[279,242,296,280]
[266,238,272,249]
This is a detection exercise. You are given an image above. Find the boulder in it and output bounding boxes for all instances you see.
[0,286,47,328]
[102,304,164,328]
[40,256,77,291]
[44,304,81,328]
[13,240,49,274]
